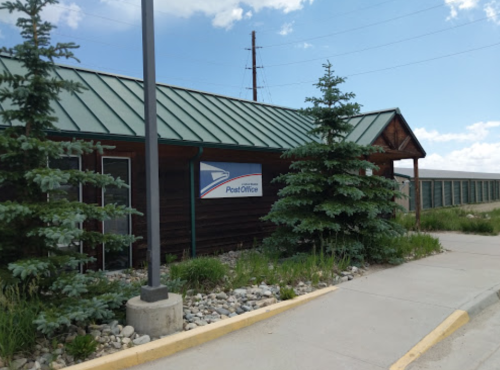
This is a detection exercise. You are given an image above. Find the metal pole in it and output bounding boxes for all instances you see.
[140,0,168,303]
[413,158,421,231]
[252,30,257,102]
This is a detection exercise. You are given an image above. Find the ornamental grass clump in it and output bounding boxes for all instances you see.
[0,287,42,361]
[65,335,98,360]
[170,257,228,291]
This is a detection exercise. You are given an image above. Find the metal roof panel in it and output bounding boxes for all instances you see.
[0,56,424,155]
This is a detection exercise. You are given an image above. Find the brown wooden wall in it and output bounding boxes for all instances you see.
[6,136,397,270]
[72,140,291,269]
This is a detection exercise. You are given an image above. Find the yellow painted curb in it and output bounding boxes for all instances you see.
[65,286,337,370]
[390,310,470,370]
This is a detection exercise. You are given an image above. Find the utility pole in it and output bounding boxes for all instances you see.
[140,0,168,303]
[251,30,257,102]
[246,30,262,102]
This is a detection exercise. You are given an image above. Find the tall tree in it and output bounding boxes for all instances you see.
[0,0,138,334]
[263,62,403,262]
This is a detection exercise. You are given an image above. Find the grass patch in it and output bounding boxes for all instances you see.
[396,207,500,235]
[279,286,297,300]
[170,257,228,291]
[65,335,98,360]
[0,289,43,361]
[229,250,340,288]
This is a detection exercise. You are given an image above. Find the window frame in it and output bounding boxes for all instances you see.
[101,155,133,272]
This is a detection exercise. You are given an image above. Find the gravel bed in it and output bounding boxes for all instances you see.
[1,250,369,370]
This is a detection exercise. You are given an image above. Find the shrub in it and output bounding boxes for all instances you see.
[460,219,495,235]
[170,257,228,291]
[65,335,98,360]
[279,286,297,300]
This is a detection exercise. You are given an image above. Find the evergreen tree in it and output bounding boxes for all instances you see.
[0,0,139,335]
[263,62,403,262]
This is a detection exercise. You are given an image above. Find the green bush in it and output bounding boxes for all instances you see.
[170,257,228,291]
[460,219,495,234]
[65,335,98,360]
[279,286,297,300]
[0,289,43,361]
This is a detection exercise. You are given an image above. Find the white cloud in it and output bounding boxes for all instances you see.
[278,21,294,35]
[399,142,500,172]
[444,0,480,19]
[0,1,83,29]
[484,0,500,24]
[99,0,314,29]
[414,121,500,142]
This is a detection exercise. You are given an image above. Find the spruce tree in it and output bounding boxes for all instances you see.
[0,0,139,335]
[263,62,403,263]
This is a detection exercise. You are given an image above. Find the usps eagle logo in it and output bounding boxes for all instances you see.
[199,162,263,199]
[200,163,230,196]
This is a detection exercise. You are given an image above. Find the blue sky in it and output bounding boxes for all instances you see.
[1,0,499,172]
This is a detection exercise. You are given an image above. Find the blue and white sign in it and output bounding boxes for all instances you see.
[200,162,262,199]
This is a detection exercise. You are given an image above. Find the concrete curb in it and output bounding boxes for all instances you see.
[391,283,500,370]
[64,286,337,370]
[459,283,500,319]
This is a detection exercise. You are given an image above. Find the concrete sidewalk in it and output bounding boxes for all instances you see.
[134,233,500,370]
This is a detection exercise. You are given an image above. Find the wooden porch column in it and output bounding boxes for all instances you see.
[413,158,421,230]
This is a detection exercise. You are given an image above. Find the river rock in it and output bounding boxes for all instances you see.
[121,326,135,338]
[132,335,151,346]
[11,359,27,370]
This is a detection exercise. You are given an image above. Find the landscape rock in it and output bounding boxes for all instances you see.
[121,326,135,338]
[11,358,27,370]
[121,338,131,345]
[216,292,228,300]
[185,323,197,330]
[215,307,231,316]
[132,335,151,346]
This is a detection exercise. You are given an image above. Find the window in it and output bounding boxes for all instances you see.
[48,156,83,264]
[102,157,131,271]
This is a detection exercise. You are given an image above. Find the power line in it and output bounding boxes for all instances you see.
[258,0,401,34]
[262,3,445,48]
[238,50,251,98]
[52,32,234,67]
[258,50,274,104]
[59,60,242,90]
[53,4,140,27]
[265,16,488,68]
[266,40,500,88]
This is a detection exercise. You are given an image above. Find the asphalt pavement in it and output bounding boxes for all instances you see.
[133,233,500,370]
[409,301,500,370]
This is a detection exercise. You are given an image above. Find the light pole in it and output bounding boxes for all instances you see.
[140,0,169,303]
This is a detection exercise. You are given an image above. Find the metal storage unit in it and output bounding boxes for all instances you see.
[462,181,469,204]
[434,181,443,207]
[422,181,432,209]
[444,181,453,206]
[453,181,461,205]
[409,181,415,211]
[395,168,500,212]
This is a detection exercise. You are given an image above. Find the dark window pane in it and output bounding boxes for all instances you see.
[103,158,131,271]
[50,157,80,202]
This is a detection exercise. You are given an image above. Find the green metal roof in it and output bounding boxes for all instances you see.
[344,108,426,155]
[0,55,423,154]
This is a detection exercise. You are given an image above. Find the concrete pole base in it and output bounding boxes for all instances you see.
[126,294,183,338]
